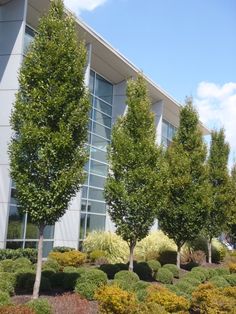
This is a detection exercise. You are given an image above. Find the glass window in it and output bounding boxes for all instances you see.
[93,110,111,128]
[87,201,106,214]
[7,205,25,239]
[6,241,23,249]
[90,147,107,163]
[95,74,113,104]
[86,214,106,235]
[92,122,111,139]
[89,174,106,189]
[162,121,168,139]
[42,241,53,258]
[10,188,17,205]
[80,213,86,239]
[89,70,95,93]
[91,134,109,151]
[81,200,87,212]
[44,225,54,239]
[90,160,108,176]
[24,26,35,54]
[88,187,104,201]
[94,98,112,116]
[82,186,88,198]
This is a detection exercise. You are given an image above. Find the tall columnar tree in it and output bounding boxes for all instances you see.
[9,0,89,298]
[207,129,231,263]
[157,99,210,268]
[105,75,168,271]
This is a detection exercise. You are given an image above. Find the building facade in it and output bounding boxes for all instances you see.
[0,0,208,256]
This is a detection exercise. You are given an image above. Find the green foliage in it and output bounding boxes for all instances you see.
[105,75,168,268]
[162,264,179,278]
[133,281,150,301]
[83,231,129,263]
[74,282,98,300]
[63,266,78,273]
[0,291,11,307]
[175,280,195,295]
[146,260,161,275]
[42,259,60,272]
[0,273,15,295]
[89,250,107,262]
[135,231,177,261]
[99,264,120,279]
[41,269,56,279]
[52,247,75,253]
[191,266,210,279]
[133,262,152,280]
[215,267,230,276]
[180,276,201,287]
[155,268,173,284]
[0,248,37,263]
[27,298,52,314]
[9,0,89,228]
[184,271,206,283]
[0,260,14,273]
[158,100,210,263]
[114,270,139,284]
[14,257,32,270]
[48,251,86,267]
[209,276,231,288]
[224,274,236,286]
[207,129,231,241]
[15,270,51,292]
[50,272,66,289]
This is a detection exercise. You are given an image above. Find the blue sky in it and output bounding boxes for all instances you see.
[65,0,236,166]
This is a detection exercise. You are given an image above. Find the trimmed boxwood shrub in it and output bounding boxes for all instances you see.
[181,276,201,287]
[133,281,150,301]
[215,268,230,276]
[52,246,75,253]
[114,263,128,271]
[74,282,98,300]
[14,258,32,270]
[191,266,210,279]
[133,262,152,280]
[0,291,10,307]
[158,250,177,265]
[208,269,218,278]
[0,260,14,273]
[0,248,37,263]
[223,274,236,286]
[50,272,66,289]
[155,268,173,284]
[166,284,190,299]
[63,272,80,290]
[27,298,52,314]
[147,260,161,274]
[209,276,230,288]
[41,269,56,279]
[163,264,179,278]
[0,273,15,295]
[99,264,120,279]
[114,270,139,283]
[63,266,78,273]
[175,280,196,295]
[188,270,206,283]
[42,259,60,272]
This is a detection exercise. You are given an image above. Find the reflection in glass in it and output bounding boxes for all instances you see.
[90,160,108,176]
[7,205,25,239]
[94,98,112,116]
[6,241,23,249]
[95,74,113,104]
[89,174,106,189]
[92,122,111,139]
[86,214,106,235]
[87,201,106,214]
[90,147,107,163]
[88,187,104,201]
[93,110,111,128]
[92,134,109,151]
[80,213,86,239]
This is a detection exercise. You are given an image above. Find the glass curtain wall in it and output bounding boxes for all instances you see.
[6,25,54,257]
[79,70,113,247]
[161,119,177,147]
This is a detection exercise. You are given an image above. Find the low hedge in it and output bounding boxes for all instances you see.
[155,268,173,284]
[0,260,14,273]
[99,264,120,279]
[0,248,37,263]
[209,276,231,288]
[162,264,179,278]
[42,259,60,272]
[175,280,196,295]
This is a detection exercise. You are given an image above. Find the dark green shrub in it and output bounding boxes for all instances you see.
[15,270,35,291]
[114,263,128,271]
[0,291,10,307]
[0,248,37,263]
[27,298,52,314]
[52,246,75,253]
[63,272,80,290]
[175,280,196,295]
[114,270,139,283]
[133,262,152,280]
[215,268,230,276]
[181,261,199,271]
[41,269,56,279]
[0,260,14,273]
[163,264,179,278]
[50,272,66,289]
[42,259,60,272]
[147,260,161,274]
[223,274,236,286]
[74,282,98,300]
[99,264,120,279]
[209,276,230,288]
[14,257,32,270]
[0,273,15,295]
[155,268,173,284]
[158,250,177,265]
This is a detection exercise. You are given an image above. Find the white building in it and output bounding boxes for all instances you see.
[0,0,209,256]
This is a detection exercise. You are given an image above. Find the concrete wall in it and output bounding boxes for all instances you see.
[0,0,27,248]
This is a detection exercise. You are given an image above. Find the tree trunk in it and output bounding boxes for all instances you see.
[207,237,212,264]
[33,225,44,299]
[177,245,181,269]
[129,242,135,272]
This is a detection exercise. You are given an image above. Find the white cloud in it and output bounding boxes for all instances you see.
[64,0,107,15]
[195,81,236,167]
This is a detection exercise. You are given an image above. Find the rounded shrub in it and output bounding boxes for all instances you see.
[41,269,56,279]
[163,264,179,278]
[114,270,139,284]
[42,259,60,272]
[99,264,120,279]
[223,274,236,286]
[14,257,32,270]
[0,291,10,307]
[133,262,152,280]
[155,268,173,284]
[136,302,167,314]
[0,273,15,295]
[27,298,52,314]
[74,282,98,300]
[208,268,218,278]
[15,270,35,291]
[181,276,201,287]
[0,260,14,273]
[215,268,230,276]
[166,284,190,299]
[175,280,196,295]
[133,281,150,301]
[63,266,77,273]
[191,266,210,279]
[209,276,231,288]
[147,260,161,274]
[188,270,206,282]
[158,250,177,265]
[49,251,86,267]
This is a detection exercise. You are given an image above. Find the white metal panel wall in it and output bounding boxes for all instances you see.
[0,0,27,248]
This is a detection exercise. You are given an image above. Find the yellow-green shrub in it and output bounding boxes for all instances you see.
[48,250,86,267]
[83,231,129,263]
[95,284,137,314]
[89,250,106,262]
[146,285,190,313]
[228,262,236,273]
[191,283,236,313]
[135,231,177,261]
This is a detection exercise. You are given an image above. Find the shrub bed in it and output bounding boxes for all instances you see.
[155,268,173,284]
[48,251,86,267]
[162,264,179,278]
[0,248,37,263]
